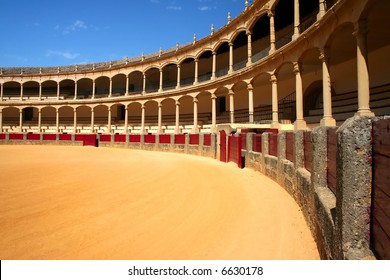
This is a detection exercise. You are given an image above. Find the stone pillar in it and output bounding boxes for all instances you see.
[39,82,42,100]
[124,106,129,135]
[229,43,234,74]
[293,0,300,40]
[73,108,77,134]
[354,20,374,117]
[0,109,3,132]
[211,94,217,133]
[38,108,42,132]
[125,75,129,96]
[176,65,181,89]
[175,101,180,134]
[194,59,199,85]
[268,11,276,53]
[90,107,95,133]
[320,49,336,126]
[141,105,145,134]
[142,73,146,95]
[109,78,113,97]
[107,107,112,133]
[192,97,199,133]
[0,83,3,101]
[293,62,307,130]
[212,51,217,80]
[92,80,96,99]
[20,83,24,100]
[157,102,163,134]
[318,0,326,19]
[229,89,235,123]
[56,82,60,100]
[55,108,59,133]
[247,31,252,66]
[248,83,254,123]
[335,115,376,260]
[159,69,163,92]
[74,81,78,100]
[271,74,280,128]
[19,108,23,132]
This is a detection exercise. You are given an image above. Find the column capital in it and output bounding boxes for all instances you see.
[91,107,94,112]
[270,74,278,84]
[177,64,181,69]
[73,108,77,112]
[247,83,253,91]
[141,104,145,109]
[175,100,180,106]
[228,89,234,95]
[319,48,330,62]
[158,102,163,107]
[211,94,217,100]
[246,30,252,36]
[194,58,199,63]
[228,42,234,47]
[353,19,368,37]
[267,10,275,18]
[293,62,302,74]
[193,97,199,103]
[212,51,217,56]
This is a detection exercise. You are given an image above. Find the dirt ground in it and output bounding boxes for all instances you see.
[0,145,319,260]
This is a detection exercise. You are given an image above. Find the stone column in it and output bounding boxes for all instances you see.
[124,106,129,135]
[229,43,234,74]
[192,97,199,133]
[109,78,113,97]
[0,109,3,132]
[293,62,307,130]
[159,69,163,92]
[142,73,146,95]
[354,20,374,117]
[38,108,42,132]
[293,0,300,40]
[0,83,3,101]
[320,49,336,126]
[125,75,129,96]
[175,101,180,134]
[19,108,23,132]
[176,65,181,89]
[211,94,217,133]
[107,107,112,133]
[157,102,163,134]
[229,89,235,123]
[39,82,42,100]
[92,80,96,99]
[55,108,60,133]
[141,104,145,134]
[194,59,199,85]
[56,82,60,100]
[212,51,217,80]
[73,108,77,134]
[318,0,326,19]
[247,31,252,66]
[90,107,95,133]
[268,11,276,54]
[248,83,254,123]
[74,81,78,100]
[20,83,24,100]
[270,74,280,128]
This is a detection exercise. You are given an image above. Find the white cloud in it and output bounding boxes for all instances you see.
[46,50,80,60]
[167,5,182,11]
[198,6,213,11]
[63,20,87,34]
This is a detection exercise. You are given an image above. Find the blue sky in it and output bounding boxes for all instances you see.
[0,0,246,67]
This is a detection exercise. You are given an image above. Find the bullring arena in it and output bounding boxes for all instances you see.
[0,0,389,260]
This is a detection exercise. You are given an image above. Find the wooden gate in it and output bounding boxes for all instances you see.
[220,130,227,162]
[371,118,390,259]
[228,134,243,168]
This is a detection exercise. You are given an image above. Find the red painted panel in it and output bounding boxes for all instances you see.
[159,134,171,144]
[100,134,112,142]
[372,118,390,259]
[189,134,199,145]
[228,135,243,168]
[144,134,156,144]
[327,128,338,195]
[129,134,141,143]
[220,130,227,162]
[75,134,84,142]
[252,134,262,153]
[241,133,247,150]
[203,134,211,146]
[0,134,6,140]
[9,133,24,140]
[304,131,312,172]
[175,134,185,144]
[83,134,97,146]
[27,133,40,140]
[43,134,57,141]
[114,134,126,143]
[286,132,294,162]
[269,133,278,157]
[59,134,72,141]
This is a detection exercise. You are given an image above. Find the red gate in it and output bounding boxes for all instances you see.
[228,134,243,168]
[371,118,390,259]
[220,130,227,162]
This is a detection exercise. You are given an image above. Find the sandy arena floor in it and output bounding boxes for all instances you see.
[0,145,319,260]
